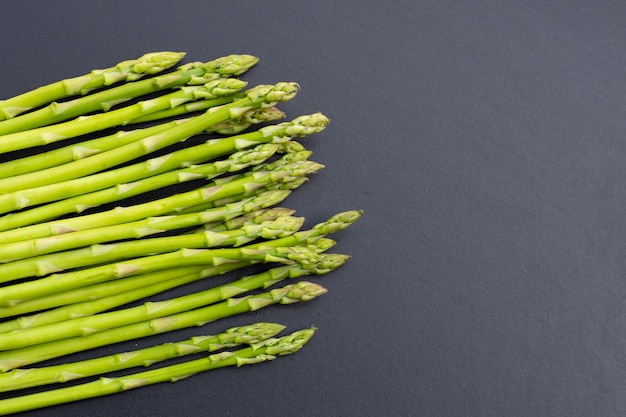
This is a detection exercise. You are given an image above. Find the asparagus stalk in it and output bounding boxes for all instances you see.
[0,281,325,371]
[195,106,286,135]
[0,250,341,351]
[0,242,324,307]
[0,112,325,207]
[0,51,186,120]
[0,105,284,180]
[0,264,244,321]
[0,77,248,155]
[0,210,302,326]
[173,141,317,216]
[0,327,315,415]
[0,119,184,180]
[199,207,297,233]
[0,160,297,237]
[0,54,258,134]
[0,237,341,324]
[0,322,284,392]
[0,215,305,282]
[130,104,286,136]
[0,187,292,265]
[0,209,357,312]
[0,134,280,211]
[0,157,318,241]
[0,114,325,233]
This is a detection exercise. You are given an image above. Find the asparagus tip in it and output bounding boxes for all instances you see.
[221,322,287,345]
[260,327,317,357]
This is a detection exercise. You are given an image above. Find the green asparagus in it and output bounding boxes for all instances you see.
[0,241,325,307]
[0,250,341,351]
[0,105,285,180]
[0,215,305,282]
[0,157,320,240]
[0,322,285,392]
[0,54,257,134]
[0,51,362,415]
[0,113,326,207]
[0,77,246,155]
[0,51,186,120]
[0,281,325,371]
[0,327,315,415]
[0,238,338,329]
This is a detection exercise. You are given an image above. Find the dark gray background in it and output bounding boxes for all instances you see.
[1,0,626,416]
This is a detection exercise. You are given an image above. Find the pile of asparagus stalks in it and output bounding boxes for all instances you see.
[0,51,361,414]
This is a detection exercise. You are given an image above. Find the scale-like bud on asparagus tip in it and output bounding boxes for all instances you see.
[313,210,364,235]
[245,82,300,104]
[218,322,286,345]
[314,253,351,273]
[207,54,259,76]
[270,281,328,304]
[191,78,248,99]
[285,112,330,136]
[207,107,286,135]
[277,141,307,154]
[239,189,292,212]
[253,327,317,356]
[124,51,187,76]
[179,54,259,77]
[244,107,286,124]
[255,215,306,239]
[223,207,297,230]
[260,113,330,139]
[287,252,350,278]
[291,160,325,177]
[259,244,322,266]
[310,238,338,253]
[219,143,279,172]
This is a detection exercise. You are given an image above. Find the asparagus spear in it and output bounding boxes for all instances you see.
[173,141,316,216]
[0,241,324,308]
[0,158,318,240]
[0,161,297,237]
[0,185,280,263]
[0,105,285,180]
[0,210,357,312]
[0,281,325,371]
[0,322,284,392]
[0,238,338,329]
[0,114,325,233]
[0,264,243,321]
[0,209,303,325]
[0,77,248,155]
[0,249,341,351]
[0,54,258,134]
[127,96,286,130]
[0,215,305,282]
[0,327,315,415]
[0,237,341,324]
[194,106,286,135]
[0,51,186,120]
[0,135,280,211]
[0,112,325,205]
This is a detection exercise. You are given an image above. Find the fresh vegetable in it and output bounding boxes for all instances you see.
[0,281,327,371]
[0,51,186,120]
[0,322,285,392]
[0,328,316,415]
[0,52,361,415]
[0,54,257,134]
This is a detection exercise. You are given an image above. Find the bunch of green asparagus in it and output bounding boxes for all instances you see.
[0,51,361,414]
